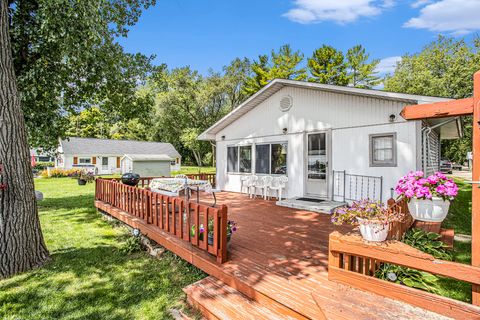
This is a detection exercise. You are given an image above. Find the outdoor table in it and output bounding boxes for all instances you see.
[149,177,212,204]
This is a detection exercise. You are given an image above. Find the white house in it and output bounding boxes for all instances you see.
[56,137,181,175]
[198,79,462,203]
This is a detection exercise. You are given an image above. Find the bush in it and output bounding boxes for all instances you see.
[120,235,143,254]
[40,168,82,178]
[34,161,55,171]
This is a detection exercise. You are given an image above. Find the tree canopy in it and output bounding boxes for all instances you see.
[385,36,480,163]
[9,0,157,150]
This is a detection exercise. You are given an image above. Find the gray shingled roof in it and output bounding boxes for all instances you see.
[60,137,180,158]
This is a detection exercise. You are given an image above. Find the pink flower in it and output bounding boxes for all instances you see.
[436,185,446,195]
[427,176,438,185]
[415,171,424,178]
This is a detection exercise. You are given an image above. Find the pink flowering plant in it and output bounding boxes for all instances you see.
[395,171,458,202]
[331,199,404,227]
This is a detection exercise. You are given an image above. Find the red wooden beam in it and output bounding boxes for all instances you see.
[400,97,474,120]
[472,70,480,306]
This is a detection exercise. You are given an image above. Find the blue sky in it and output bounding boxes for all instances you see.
[117,0,480,76]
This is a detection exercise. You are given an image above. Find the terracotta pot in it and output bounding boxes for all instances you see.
[407,197,450,222]
[357,218,389,242]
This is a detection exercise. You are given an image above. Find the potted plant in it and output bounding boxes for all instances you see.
[77,170,95,186]
[190,219,237,245]
[332,199,404,242]
[395,171,458,222]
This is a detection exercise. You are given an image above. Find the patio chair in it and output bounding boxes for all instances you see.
[240,175,253,195]
[267,176,288,200]
[250,176,272,199]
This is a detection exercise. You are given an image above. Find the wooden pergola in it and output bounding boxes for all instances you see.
[401,71,479,304]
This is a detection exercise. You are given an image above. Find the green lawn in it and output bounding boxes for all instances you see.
[172,166,215,175]
[0,178,205,320]
[436,178,473,303]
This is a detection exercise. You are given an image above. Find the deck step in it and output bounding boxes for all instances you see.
[184,276,301,320]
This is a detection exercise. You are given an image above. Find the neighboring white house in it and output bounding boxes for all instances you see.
[56,137,181,175]
[198,79,462,202]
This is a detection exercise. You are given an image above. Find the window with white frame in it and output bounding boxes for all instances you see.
[227,145,252,173]
[78,157,92,165]
[255,143,287,174]
[369,133,397,167]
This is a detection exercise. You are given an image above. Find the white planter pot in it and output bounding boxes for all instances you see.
[357,218,389,242]
[407,197,450,222]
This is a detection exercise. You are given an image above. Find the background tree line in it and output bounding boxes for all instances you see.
[64,43,382,166]
[64,37,480,166]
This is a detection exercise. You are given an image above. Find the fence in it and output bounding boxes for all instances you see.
[333,171,383,203]
[95,178,228,263]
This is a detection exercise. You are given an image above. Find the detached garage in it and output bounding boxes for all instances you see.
[121,154,173,177]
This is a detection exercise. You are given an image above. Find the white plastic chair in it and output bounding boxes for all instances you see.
[251,176,272,199]
[268,176,288,200]
[240,175,251,195]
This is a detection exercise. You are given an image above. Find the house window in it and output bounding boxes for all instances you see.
[370,133,397,167]
[78,157,92,165]
[227,145,252,173]
[255,143,287,174]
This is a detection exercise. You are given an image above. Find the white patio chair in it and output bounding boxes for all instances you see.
[268,176,288,200]
[240,175,253,195]
[251,176,272,199]
[248,175,258,198]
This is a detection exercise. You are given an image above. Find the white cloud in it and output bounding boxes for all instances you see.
[283,0,396,24]
[375,56,402,75]
[410,0,432,8]
[405,0,480,35]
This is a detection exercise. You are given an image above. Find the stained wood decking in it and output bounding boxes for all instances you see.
[96,192,450,319]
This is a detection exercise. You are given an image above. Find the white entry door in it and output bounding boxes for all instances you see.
[101,157,109,174]
[305,132,328,198]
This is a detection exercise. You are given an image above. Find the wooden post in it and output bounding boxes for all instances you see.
[473,71,480,306]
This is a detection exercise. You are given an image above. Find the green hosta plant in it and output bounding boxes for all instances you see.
[375,264,439,294]
[402,228,453,261]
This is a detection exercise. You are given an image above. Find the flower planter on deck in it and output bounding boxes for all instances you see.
[407,197,450,222]
[357,218,389,242]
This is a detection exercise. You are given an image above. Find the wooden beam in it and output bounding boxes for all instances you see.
[400,97,473,120]
[473,70,480,306]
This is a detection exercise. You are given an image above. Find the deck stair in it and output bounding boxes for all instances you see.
[184,276,304,320]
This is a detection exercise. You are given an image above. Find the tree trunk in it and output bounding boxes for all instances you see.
[0,0,49,279]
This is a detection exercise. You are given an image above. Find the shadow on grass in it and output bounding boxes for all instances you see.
[0,244,205,319]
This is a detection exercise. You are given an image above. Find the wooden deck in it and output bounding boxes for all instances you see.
[96,191,450,319]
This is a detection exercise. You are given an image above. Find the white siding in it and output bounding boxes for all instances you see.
[215,86,423,202]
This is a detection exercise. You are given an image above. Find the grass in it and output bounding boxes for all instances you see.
[434,178,473,303]
[0,178,205,320]
[172,166,215,175]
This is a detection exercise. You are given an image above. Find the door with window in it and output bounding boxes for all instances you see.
[101,157,109,173]
[305,132,328,198]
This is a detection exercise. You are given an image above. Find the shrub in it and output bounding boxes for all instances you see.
[375,229,453,293]
[40,168,82,178]
[402,228,453,261]
[34,161,55,171]
[120,235,143,254]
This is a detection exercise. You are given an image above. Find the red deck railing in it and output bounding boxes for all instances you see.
[95,178,228,263]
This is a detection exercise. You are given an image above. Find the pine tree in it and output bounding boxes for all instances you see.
[346,45,380,89]
[307,45,349,85]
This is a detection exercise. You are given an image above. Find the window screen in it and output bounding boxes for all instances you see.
[239,146,252,173]
[271,144,287,174]
[227,147,238,172]
[255,144,270,174]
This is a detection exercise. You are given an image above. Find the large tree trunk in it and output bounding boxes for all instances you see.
[0,0,49,279]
